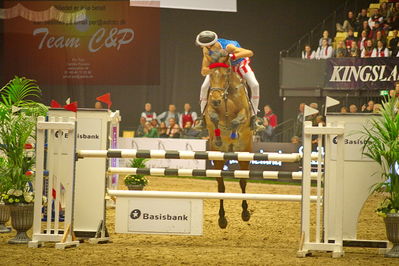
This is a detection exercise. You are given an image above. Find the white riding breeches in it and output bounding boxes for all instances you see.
[200,59,260,115]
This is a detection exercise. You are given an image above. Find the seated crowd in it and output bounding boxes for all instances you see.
[134,102,279,142]
[302,3,399,59]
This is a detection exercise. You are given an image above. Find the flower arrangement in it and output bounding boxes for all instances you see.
[1,189,34,204]
[124,158,149,187]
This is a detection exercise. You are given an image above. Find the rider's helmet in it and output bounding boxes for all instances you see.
[196,31,218,46]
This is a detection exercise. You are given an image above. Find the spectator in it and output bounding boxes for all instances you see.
[157,104,179,127]
[141,103,157,122]
[379,2,391,22]
[316,39,333,59]
[337,10,356,32]
[349,41,360,57]
[308,103,319,126]
[150,119,159,129]
[181,121,201,139]
[368,21,384,40]
[193,120,209,140]
[344,29,357,49]
[373,30,387,47]
[389,30,399,53]
[358,30,368,51]
[361,39,374,58]
[368,9,383,30]
[263,105,278,128]
[349,104,358,113]
[294,103,305,137]
[361,100,374,113]
[291,136,301,144]
[302,45,316,59]
[371,40,389,57]
[373,103,382,113]
[260,117,273,142]
[179,103,198,128]
[318,30,332,47]
[356,8,369,32]
[94,101,103,109]
[315,115,326,126]
[340,106,348,113]
[361,20,371,37]
[336,41,348,58]
[143,122,159,138]
[158,122,168,138]
[391,3,399,30]
[166,118,181,138]
[135,117,146,137]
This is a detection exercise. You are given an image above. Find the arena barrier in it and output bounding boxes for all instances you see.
[31,115,353,258]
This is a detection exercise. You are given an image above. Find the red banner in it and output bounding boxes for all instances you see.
[3,1,160,86]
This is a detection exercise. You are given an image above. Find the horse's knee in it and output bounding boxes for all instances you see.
[210,113,219,124]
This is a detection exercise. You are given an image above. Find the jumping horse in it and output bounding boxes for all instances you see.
[204,51,253,229]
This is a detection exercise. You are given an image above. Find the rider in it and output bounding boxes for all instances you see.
[195,30,260,129]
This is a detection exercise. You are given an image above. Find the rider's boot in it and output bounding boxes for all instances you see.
[194,115,206,130]
[250,115,264,132]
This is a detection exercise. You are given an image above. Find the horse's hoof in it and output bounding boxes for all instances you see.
[218,217,228,229]
[241,210,251,221]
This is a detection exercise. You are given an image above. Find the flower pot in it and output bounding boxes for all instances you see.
[8,204,34,244]
[384,213,399,258]
[0,204,11,233]
[127,185,144,191]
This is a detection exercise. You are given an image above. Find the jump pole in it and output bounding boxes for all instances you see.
[78,149,320,162]
[108,190,318,202]
[107,167,319,180]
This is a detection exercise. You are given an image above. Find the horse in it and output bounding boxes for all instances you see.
[204,53,253,229]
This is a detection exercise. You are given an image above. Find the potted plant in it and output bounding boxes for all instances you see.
[0,157,11,233]
[124,158,149,190]
[361,95,399,258]
[0,76,47,243]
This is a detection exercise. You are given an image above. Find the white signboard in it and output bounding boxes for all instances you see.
[115,197,203,235]
[130,0,237,12]
[330,122,373,161]
[76,118,102,150]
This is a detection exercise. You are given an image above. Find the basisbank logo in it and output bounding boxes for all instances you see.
[130,209,188,221]
[332,136,366,145]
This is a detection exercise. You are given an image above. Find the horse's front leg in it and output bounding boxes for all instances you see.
[239,161,251,222]
[230,108,247,139]
[214,160,228,229]
[209,111,222,147]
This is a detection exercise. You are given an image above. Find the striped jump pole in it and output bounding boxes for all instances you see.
[78,149,321,162]
[108,190,318,202]
[107,167,319,180]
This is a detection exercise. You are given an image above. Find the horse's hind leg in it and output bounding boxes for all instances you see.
[214,160,227,229]
[239,161,251,222]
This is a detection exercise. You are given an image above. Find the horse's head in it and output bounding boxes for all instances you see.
[208,55,231,108]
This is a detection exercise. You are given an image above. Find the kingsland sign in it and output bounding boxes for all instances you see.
[329,65,399,82]
[325,58,399,89]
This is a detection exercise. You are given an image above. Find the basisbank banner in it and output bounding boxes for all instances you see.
[325,58,399,90]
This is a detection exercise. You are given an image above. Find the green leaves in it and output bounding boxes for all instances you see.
[0,76,47,200]
[361,96,399,214]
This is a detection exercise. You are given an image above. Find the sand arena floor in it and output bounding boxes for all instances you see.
[0,176,397,265]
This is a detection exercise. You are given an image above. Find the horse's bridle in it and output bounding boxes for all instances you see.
[208,59,232,115]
